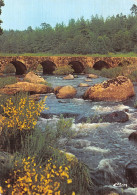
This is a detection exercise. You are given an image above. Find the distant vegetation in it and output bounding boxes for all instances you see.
[1,4,137,55]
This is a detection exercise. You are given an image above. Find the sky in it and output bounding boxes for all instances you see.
[1,0,137,30]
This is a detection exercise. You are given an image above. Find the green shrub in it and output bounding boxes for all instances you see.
[56,115,74,139]
[0,118,93,194]
[35,64,43,72]
[0,76,17,88]
[134,100,137,108]
[0,92,47,152]
[84,66,126,78]
[84,66,101,75]
[53,65,74,75]
[3,63,16,74]
[100,67,123,78]
[129,70,137,82]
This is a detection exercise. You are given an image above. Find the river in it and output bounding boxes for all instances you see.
[37,74,137,195]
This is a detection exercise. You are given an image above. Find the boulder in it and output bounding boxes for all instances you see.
[54,85,77,99]
[24,71,46,84]
[78,83,89,87]
[67,139,91,149]
[0,82,53,95]
[76,111,129,123]
[85,79,92,82]
[83,76,135,102]
[63,74,74,80]
[126,161,137,187]
[103,111,129,123]
[87,74,98,79]
[129,131,137,142]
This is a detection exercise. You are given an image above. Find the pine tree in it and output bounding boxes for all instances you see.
[0,0,4,35]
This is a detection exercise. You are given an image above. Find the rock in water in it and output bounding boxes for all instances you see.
[76,111,129,123]
[83,76,135,101]
[63,74,74,80]
[0,82,53,95]
[126,161,137,187]
[54,85,76,99]
[24,71,46,84]
[87,74,98,78]
[129,131,137,142]
[103,111,129,123]
[78,83,89,87]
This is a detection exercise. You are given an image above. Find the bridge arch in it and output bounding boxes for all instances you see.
[68,61,84,73]
[10,61,27,75]
[118,60,130,67]
[93,60,110,70]
[40,60,56,74]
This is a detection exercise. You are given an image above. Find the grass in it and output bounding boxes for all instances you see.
[0,52,137,57]
[0,76,17,88]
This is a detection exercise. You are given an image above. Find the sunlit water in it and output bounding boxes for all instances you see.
[37,75,137,194]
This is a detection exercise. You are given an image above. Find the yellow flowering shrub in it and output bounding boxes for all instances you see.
[1,96,48,131]
[4,157,75,195]
[0,94,48,152]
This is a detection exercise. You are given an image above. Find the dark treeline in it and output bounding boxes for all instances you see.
[1,6,137,54]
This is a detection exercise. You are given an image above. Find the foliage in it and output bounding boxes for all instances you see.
[0,93,48,152]
[2,157,75,195]
[134,100,137,108]
[99,67,124,78]
[35,64,43,72]
[2,95,47,131]
[0,76,17,88]
[129,70,137,81]
[3,63,16,74]
[84,66,124,78]
[53,65,74,75]
[130,4,137,16]
[84,66,101,75]
[70,161,93,195]
[56,115,74,139]
[1,5,137,54]
[0,0,4,35]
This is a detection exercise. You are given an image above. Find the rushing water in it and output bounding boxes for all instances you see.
[38,74,137,195]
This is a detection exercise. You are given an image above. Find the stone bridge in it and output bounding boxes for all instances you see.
[0,56,137,75]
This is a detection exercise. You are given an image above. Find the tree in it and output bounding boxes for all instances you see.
[130,4,137,16]
[0,0,4,35]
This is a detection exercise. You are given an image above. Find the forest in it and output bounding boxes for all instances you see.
[0,4,137,55]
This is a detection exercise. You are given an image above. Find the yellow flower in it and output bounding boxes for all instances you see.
[67,179,72,184]
[0,186,3,193]
[72,192,76,195]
